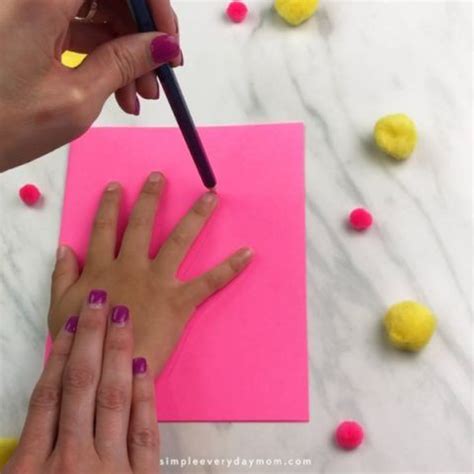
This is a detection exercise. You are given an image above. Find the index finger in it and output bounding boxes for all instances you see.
[149,1,182,66]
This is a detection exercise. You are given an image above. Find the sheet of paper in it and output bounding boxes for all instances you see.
[53,123,308,421]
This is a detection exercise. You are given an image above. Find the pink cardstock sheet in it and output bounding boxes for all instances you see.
[50,123,308,421]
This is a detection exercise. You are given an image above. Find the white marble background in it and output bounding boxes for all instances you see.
[0,1,472,472]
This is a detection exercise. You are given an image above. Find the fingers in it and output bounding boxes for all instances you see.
[149,0,183,67]
[118,172,164,262]
[17,316,78,460]
[136,72,160,100]
[85,182,121,272]
[76,32,180,104]
[184,248,253,306]
[115,83,140,116]
[57,290,109,448]
[128,358,160,473]
[153,193,218,276]
[95,305,133,459]
[50,245,79,309]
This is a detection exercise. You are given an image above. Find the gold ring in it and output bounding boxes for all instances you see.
[74,0,99,23]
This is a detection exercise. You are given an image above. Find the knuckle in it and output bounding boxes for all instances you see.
[64,86,93,132]
[93,216,115,232]
[128,214,151,230]
[63,365,95,391]
[30,384,61,410]
[204,273,221,293]
[133,385,154,404]
[192,200,210,218]
[106,333,132,352]
[128,428,159,449]
[228,257,242,274]
[97,384,129,411]
[169,230,188,248]
[109,43,137,86]
[79,315,103,332]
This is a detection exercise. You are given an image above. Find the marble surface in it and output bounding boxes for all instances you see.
[0,1,472,472]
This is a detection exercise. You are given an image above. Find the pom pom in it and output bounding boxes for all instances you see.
[0,438,18,470]
[374,114,417,160]
[274,0,319,26]
[226,1,248,23]
[349,208,373,231]
[19,184,41,206]
[384,301,436,351]
[335,421,364,450]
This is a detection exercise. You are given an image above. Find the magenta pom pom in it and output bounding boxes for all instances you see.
[226,1,248,23]
[19,184,41,206]
[349,207,373,231]
[335,420,364,450]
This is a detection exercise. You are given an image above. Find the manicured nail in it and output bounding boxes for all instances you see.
[106,182,119,192]
[134,97,140,116]
[88,289,107,308]
[65,315,79,333]
[150,35,180,64]
[56,245,67,260]
[133,357,147,375]
[237,248,253,264]
[111,305,129,326]
[149,171,162,183]
[202,192,217,206]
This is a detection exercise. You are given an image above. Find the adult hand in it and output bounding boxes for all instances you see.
[3,292,160,474]
[0,0,181,171]
[48,172,253,376]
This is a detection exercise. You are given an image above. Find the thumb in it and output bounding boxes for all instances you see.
[76,33,181,101]
[50,245,79,308]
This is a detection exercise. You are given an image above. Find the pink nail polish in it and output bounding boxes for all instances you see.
[133,357,147,375]
[150,35,180,64]
[65,315,79,333]
[88,289,107,308]
[111,305,129,326]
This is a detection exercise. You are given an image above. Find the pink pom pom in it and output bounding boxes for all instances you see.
[226,1,248,23]
[335,420,364,450]
[19,184,41,206]
[349,207,373,231]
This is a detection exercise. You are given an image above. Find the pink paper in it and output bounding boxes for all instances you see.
[53,123,308,421]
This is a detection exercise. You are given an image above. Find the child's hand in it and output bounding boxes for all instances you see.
[48,172,253,376]
[4,292,160,474]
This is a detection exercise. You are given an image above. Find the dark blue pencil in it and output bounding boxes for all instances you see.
[127,0,217,189]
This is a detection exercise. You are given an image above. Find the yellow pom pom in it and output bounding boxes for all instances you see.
[61,51,87,68]
[274,0,319,26]
[374,114,417,160]
[0,438,18,469]
[384,301,436,351]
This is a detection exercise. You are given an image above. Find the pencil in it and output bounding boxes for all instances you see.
[127,0,217,189]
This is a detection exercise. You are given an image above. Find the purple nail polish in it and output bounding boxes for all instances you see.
[134,97,140,116]
[150,35,180,64]
[65,315,79,333]
[88,289,107,308]
[111,305,129,326]
[133,357,147,375]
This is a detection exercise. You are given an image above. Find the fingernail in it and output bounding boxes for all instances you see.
[134,97,140,116]
[150,35,180,64]
[56,245,67,260]
[111,305,129,326]
[237,248,253,263]
[180,52,184,67]
[106,182,119,192]
[88,289,107,308]
[149,171,162,183]
[65,315,79,333]
[202,192,217,206]
[133,357,147,375]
